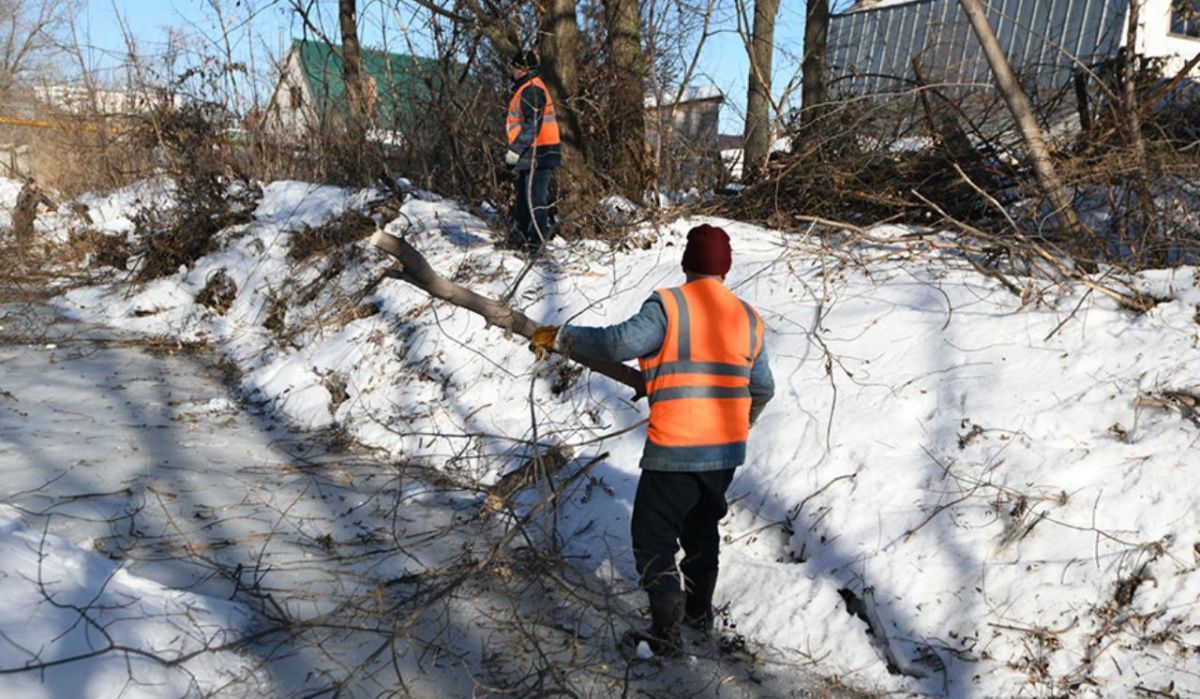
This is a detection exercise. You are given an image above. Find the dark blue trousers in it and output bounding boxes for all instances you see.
[631,468,735,597]
[511,166,554,249]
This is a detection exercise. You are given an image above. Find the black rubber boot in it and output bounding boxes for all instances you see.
[499,227,525,250]
[684,569,718,633]
[624,589,685,657]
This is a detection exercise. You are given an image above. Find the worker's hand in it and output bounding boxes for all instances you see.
[504,150,521,167]
[529,325,560,361]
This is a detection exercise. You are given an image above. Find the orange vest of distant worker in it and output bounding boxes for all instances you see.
[506,76,561,148]
[638,279,764,450]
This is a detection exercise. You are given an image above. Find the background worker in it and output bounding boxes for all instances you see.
[530,224,775,656]
[504,51,561,252]
[11,177,56,265]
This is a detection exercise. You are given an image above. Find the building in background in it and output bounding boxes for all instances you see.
[33,85,179,118]
[263,39,438,143]
[645,86,724,189]
[0,85,176,180]
[828,0,1199,100]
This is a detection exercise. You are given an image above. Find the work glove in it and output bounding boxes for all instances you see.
[529,325,560,361]
[504,150,521,167]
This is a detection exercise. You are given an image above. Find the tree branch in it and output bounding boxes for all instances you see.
[371,231,646,398]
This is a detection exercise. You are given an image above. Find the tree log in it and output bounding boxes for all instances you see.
[482,445,573,517]
[371,231,646,398]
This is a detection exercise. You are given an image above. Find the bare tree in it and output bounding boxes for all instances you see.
[1120,0,1157,257]
[643,0,718,191]
[800,0,829,134]
[406,0,521,56]
[603,0,648,199]
[338,0,369,144]
[537,0,590,190]
[742,0,779,182]
[0,0,80,95]
[957,0,1085,238]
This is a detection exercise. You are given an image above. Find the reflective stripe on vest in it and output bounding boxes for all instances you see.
[637,279,763,449]
[506,76,561,147]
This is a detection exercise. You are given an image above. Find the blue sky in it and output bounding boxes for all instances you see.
[77,0,813,134]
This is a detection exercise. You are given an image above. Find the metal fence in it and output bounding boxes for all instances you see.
[827,0,1129,98]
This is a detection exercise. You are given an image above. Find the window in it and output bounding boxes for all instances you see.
[1172,0,1200,38]
[289,85,303,109]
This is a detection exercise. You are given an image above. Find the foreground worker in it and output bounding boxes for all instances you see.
[503,51,561,252]
[531,224,775,656]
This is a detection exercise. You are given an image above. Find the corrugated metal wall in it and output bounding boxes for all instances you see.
[827,0,1129,97]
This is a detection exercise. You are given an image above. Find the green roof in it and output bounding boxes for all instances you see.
[292,38,440,126]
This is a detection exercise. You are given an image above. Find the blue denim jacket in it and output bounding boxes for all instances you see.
[558,294,774,472]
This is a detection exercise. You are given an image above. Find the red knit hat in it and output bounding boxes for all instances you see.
[681,224,732,276]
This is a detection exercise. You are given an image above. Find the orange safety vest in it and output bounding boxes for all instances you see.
[506,76,561,148]
[638,278,764,449]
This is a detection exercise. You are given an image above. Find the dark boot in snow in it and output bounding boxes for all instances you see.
[499,227,526,250]
[623,589,685,658]
[684,569,717,633]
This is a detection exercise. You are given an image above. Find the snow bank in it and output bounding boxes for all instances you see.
[0,177,23,208]
[253,180,356,227]
[56,180,1200,697]
[76,176,177,237]
[0,507,266,698]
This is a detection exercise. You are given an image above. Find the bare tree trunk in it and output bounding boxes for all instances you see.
[957,0,1085,238]
[1122,0,1147,163]
[338,0,368,143]
[1072,70,1092,132]
[1121,0,1156,263]
[538,0,594,204]
[538,0,580,159]
[743,0,780,182]
[799,0,829,134]
[604,0,648,200]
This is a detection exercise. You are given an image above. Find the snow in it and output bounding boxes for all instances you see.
[846,0,923,12]
[0,177,23,208]
[722,137,792,180]
[601,194,640,215]
[252,180,356,227]
[76,177,176,237]
[0,319,510,696]
[27,178,1200,696]
[0,506,266,698]
[645,85,723,109]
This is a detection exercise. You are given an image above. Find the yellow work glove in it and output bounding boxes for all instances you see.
[529,325,560,361]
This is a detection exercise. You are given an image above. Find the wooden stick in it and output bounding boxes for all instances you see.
[958,0,1087,240]
[371,231,646,398]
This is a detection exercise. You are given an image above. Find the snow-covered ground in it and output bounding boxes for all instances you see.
[7,178,1200,697]
[4,307,827,697]
[0,506,264,698]
[721,136,791,180]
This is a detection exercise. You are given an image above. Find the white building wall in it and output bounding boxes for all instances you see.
[263,50,319,139]
[1135,0,1200,75]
